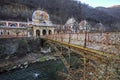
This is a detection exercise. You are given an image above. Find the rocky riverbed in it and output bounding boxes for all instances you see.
[0,52,56,73]
[0,38,55,72]
[0,59,66,80]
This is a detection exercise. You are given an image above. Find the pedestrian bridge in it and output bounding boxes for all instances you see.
[43,33,120,80]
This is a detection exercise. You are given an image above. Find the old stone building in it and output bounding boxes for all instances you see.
[30,10,55,37]
[64,18,79,33]
[0,21,28,38]
[0,10,55,38]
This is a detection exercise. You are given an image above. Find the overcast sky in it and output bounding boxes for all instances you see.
[77,0,120,7]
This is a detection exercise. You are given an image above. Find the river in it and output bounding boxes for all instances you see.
[0,59,66,80]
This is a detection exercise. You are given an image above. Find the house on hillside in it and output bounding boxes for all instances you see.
[64,18,79,33]
[79,20,93,32]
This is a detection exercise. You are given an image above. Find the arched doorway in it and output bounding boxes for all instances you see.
[42,29,46,35]
[48,30,52,35]
[36,30,40,37]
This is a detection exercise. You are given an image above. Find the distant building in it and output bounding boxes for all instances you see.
[79,20,87,32]
[0,21,28,38]
[64,18,79,33]
[79,20,99,32]
[0,10,56,38]
[95,23,106,32]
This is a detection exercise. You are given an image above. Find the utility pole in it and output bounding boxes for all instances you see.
[84,24,87,48]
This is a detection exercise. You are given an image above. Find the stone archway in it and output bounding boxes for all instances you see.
[48,30,52,35]
[42,29,47,35]
[36,29,40,37]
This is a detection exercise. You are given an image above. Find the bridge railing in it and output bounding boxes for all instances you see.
[45,32,120,54]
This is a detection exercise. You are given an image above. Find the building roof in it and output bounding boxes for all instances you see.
[65,18,77,26]
[79,20,87,26]
[32,10,53,26]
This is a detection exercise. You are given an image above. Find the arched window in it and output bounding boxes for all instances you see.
[0,30,3,35]
[48,30,52,35]
[36,30,40,37]
[42,29,46,35]
[10,24,16,27]
[6,30,10,35]
[20,24,27,27]
[43,21,46,24]
[0,22,2,26]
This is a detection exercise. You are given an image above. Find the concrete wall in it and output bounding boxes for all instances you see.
[69,32,120,46]
[50,32,120,47]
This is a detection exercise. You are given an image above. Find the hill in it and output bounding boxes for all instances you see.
[0,0,120,31]
[0,0,82,24]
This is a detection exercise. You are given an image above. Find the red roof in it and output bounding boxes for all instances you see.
[79,20,87,26]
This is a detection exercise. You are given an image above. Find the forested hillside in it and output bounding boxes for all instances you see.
[0,0,120,31]
[0,0,82,23]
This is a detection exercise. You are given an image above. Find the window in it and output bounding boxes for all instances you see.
[43,21,46,24]
[7,32,10,35]
[0,30,3,35]
[0,23,2,26]
[6,30,10,35]
[10,24,16,27]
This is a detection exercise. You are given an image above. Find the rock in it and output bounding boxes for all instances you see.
[17,64,22,68]
[24,65,28,68]
[12,66,17,69]
[20,66,23,69]
[24,62,28,65]
[33,73,40,78]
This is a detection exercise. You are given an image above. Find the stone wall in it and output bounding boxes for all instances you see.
[0,38,43,59]
[89,32,120,45]
[48,32,120,54]
[70,32,120,46]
